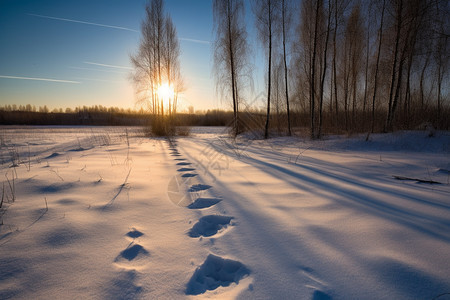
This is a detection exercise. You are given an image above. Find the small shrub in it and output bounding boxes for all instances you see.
[176,126,191,136]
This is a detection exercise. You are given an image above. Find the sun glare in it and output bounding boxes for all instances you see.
[157,83,174,101]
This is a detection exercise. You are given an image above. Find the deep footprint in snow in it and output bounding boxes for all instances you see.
[178,167,196,172]
[188,215,234,238]
[182,173,198,178]
[126,229,144,239]
[187,198,221,209]
[186,254,250,295]
[115,243,149,262]
[188,184,211,192]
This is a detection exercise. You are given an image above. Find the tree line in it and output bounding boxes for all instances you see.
[0,104,241,127]
[213,0,449,138]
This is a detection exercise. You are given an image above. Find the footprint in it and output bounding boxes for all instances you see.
[176,162,191,166]
[126,229,143,239]
[188,184,211,192]
[115,243,149,262]
[178,168,196,172]
[186,254,250,295]
[182,173,198,178]
[188,215,234,238]
[187,198,221,209]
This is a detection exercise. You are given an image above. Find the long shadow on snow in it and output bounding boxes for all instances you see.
[209,143,450,243]
[202,143,450,298]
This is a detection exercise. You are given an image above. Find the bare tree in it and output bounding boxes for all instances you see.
[432,0,449,128]
[318,0,332,138]
[280,0,294,135]
[370,0,386,133]
[162,15,181,116]
[131,0,165,116]
[131,0,182,127]
[347,4,364,129]
[213,0,250,137]
[298,0,323,139]
[253,0,279,139]
[330,0,350,127]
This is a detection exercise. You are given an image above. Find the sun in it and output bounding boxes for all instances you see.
[157,83,174,101]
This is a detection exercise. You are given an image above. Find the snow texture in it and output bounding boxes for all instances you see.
[0,126,449,299]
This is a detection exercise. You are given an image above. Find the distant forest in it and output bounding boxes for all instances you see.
[1,104,447,134]
[0,104,235,127]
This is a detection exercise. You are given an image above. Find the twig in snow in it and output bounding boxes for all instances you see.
[26,143,31,172]
[50,169,64,181]
[392,175,441,185]
[0,183,4,225]
[102,167,132,209]
[290,146,311,164]
[5,172,15,202]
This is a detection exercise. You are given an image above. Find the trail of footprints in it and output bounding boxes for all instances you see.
[111,142,249,296]
[168,142,250,296]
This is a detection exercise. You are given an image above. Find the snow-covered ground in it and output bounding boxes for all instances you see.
[0,126,449,299]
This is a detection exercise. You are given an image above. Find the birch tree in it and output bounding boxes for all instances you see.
[213,0,250,136]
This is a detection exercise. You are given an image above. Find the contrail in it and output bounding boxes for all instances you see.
[83,61,132,70]
[28,13,138,33]
[180,37,211,45]
[0,75,80,84]
[69,66,127,74]
[73,77,123,84]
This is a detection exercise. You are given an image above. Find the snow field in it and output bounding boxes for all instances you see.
[0,126,449,299]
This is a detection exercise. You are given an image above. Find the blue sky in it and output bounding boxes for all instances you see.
[0,0,229,112]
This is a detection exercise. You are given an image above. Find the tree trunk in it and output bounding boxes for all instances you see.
[227,0,239,137]
[333,0,339,127]
[318,0,331,138]
[371,0,385,133]
[386,0,402,132]
[282,0,291,136]
[264,0,272,139]
[310,0,320,139]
